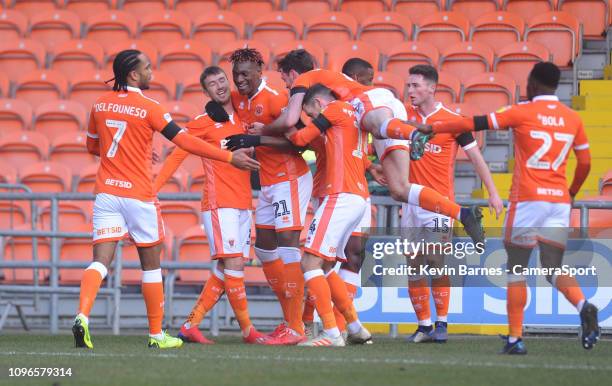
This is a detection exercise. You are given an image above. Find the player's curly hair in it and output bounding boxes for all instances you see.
[106,49,142,91]
[229,48,265,68]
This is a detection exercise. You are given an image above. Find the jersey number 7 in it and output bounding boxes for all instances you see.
[105,119,128,158]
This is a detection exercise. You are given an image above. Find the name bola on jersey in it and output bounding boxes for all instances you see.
[94,102,149,119]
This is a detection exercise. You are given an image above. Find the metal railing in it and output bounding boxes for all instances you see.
[1,191,611,335]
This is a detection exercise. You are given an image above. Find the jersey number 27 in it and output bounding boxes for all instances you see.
[526,130,573,171]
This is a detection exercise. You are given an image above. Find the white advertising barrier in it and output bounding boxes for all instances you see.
[354,238,612,327]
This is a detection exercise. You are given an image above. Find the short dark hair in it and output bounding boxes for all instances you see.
[200,66,226,89]
[302,83,338,106]
[409,64,438,84]
[342,58,373,77]
[529,61,560,89]
[229,47,265,68]
[277,49,314,75]
[109,49,142,91]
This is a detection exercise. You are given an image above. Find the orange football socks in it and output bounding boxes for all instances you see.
[256,247,290,322]
[408,184,461,221]
[77,262,107,319]
[279,247,305,335]
[304,269,339,337]
[507,279,527,338]
[185,270,225,328]
[224,269,253,334]
[554,274,586,312]
[408,277,432,326]
[142,268,165,336]
[432,275,450,322]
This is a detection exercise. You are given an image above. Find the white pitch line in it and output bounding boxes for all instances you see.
[1,351,611,372]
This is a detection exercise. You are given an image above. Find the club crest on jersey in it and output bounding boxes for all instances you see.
[255,104,264,116]
[228,239,235,247]
[537,113,565,127]
[239,101,245,110]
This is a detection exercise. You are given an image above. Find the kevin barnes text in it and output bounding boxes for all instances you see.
[372,264,598,278]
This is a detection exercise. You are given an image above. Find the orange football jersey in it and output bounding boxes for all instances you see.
[291,69,370,102]
[232,80,309,186]
[290,101,369,198]
[88,86,177,201]
[487,95,589,203]
[406,103,476,199]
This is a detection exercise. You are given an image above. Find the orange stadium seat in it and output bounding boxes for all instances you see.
[391,0,443,24]
[0,39,45,81]
[494,41,549,97]
[49,132,97,174]
[558,0,608,39]
[164,100,200,124]
[85,11,138,51]
[0,131,48,169]
[11,0,62,17]
[215,39,271,73]
[439,42,494,82]
[447,102,480,116]
[142,69,177,102]
[2,229,50,283]
[503,0,555,23]
[138,10,191,49]
[384,41,439,78]
[228,0,280,24]
[67,70,113,108]
[0,200,28,228]
[33,100,87,140]
[191,11,245,54]
[153,164,189,192]
[175,225,212,284]
[250,11,304,51]
[0,99,33,133]
[601,170,612,196]
[448,0,500,23]
[415,11,470,52]
[75,163,98,192]
[121,0,169,17]
[188,167,207,192]
[0,160,18,186]
[435,71,461,105]
[303,12,358,53]
[14,70,68,110]
[570,196,612,234]
[49,39,105,77]
[525,11,580,67]
[27,10,81,51]
[373,71,405,100]
[461,72,516,114]
[65,0,118,21]
[179,80,211,108]
[38,201,92,231]
[0,72,8,99]
[174,0,223,14]
[104,39,158,70]
[159,201,200,235]
[262,70,285,89]
[470,11,524,53]
[119,235,172,284]
[357,12,412,55]
[285,0,335,22]
[19,161,72,192]
[272,40,325,68]
[158,40,212,85]
[338,0,389,23]
[327,41,380,72]
[0,9,28,41]
[59,224,93,284]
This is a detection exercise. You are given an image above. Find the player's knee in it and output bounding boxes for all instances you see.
[341,256,362,273]
[276,230,300,247]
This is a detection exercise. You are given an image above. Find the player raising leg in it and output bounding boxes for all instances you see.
[73,51,259,350]
[413,62,599,354]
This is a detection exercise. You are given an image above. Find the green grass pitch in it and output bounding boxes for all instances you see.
[0,334,610,386]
